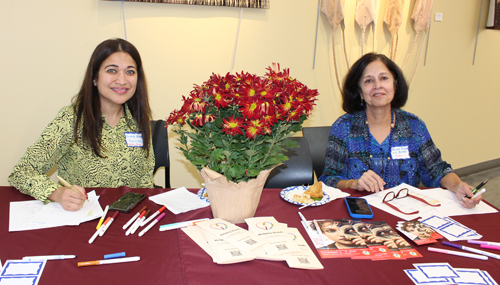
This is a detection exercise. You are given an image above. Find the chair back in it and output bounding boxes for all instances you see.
[302,126,331,179]
[151,120,171,188]
[264,137,314,189]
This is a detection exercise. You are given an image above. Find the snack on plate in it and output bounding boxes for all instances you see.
[304,182,323,200]
[292,193,314,204]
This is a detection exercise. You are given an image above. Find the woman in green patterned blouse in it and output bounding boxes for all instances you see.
[9,38,155,211]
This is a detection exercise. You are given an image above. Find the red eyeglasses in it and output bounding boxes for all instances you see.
[382,188,441,215]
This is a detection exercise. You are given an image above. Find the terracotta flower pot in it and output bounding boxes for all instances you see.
[199,167,275,224]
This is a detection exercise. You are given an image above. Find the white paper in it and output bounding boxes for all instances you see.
[149,187,209,215]
[413,263,459,279]
[9,201,60,232]
[404,269,452,285]
[203,230,256,264]
[245,217,301,256]
[321,182,350,201]
[283,228,324,270]
[453,268,497,285]
[0,260,47,285]
[30,191,101,226]
[196,218,267,252]
[364,183,498,221]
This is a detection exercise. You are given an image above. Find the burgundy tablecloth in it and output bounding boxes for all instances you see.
[1,186,499,285]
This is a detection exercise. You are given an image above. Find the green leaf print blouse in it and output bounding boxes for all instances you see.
[8,105,155,204]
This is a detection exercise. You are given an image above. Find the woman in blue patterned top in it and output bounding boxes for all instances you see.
[319,53,481,208]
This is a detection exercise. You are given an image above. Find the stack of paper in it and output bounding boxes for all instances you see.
[245,217,323,269]
[302,219,422,260]
[418,215,482,241]
[0,260,47,285]
[9,190,103,232]
[182,217,323,269]
[405,263,496,285]
[396,220,444,245]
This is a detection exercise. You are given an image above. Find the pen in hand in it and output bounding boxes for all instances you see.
[472,179,488,195]
[56,175,88,201]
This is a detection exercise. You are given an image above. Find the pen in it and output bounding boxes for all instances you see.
[139,213,166,237]
[427,247,488,260]
[159,218,209,231]
[297,211,309,228]
[468,240,500,247]
[443,241,500,260]
[56,175,88,201]
[313,219,327,247]
[77,256,140,267]
[126,209,148,236]
[100,211,119,237]
[472,179,488,194]
[123,206,147,230]
[97,205,109,230]
[480,244,500,251]
[130,209,150,235]
[141,205,166,227]
[22,255,76,261]
[96,217,111,238]
[471,189,485,200]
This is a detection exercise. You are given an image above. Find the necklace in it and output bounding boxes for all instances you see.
[364,109,394,182]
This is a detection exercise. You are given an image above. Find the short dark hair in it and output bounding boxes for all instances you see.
[342,53,408,113]
[73,38,152,157]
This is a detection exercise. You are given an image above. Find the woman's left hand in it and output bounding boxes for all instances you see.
[455,182,482,209]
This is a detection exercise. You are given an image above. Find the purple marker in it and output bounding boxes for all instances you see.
[443,241,500,260]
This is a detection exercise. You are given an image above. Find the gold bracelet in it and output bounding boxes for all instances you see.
[346,179,353,189]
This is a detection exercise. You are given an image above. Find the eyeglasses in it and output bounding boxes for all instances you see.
[382,188,441,215]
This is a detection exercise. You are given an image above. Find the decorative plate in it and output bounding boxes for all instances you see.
[197,187,209,203]
[280,185,330,206]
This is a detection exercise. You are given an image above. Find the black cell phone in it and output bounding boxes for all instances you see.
[344,197,374,219]
[109,192,146,213]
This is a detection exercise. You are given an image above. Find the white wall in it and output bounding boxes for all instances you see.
[1,0,499,189]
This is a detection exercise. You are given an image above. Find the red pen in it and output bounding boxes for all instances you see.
[126,209,147,236]
[141,206,166,227]
[130,210,150,235]
[99,211,119,237]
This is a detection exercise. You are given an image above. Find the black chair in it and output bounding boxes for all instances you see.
[302,126,331,179]
[151,120,171,188]
[264,137,314,189]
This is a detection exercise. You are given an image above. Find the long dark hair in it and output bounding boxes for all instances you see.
[72,38,151,157]
[342,53,408,113]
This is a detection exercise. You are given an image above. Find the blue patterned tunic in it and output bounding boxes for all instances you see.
[319,109,453,188]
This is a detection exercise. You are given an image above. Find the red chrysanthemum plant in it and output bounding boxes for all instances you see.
[166,64,318,183]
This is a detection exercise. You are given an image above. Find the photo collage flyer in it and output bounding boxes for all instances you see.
[302,219,422,260]
[396,220,444,245]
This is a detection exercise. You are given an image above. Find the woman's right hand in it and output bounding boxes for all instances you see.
[356,170,386,192]
[49,186,86,211]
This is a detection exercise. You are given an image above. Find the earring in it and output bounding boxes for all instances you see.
[93,80,97,86]
[360,96,363,107]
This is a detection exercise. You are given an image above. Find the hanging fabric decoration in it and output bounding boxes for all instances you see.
[321,0,347,93]
[355,0,378,55]
[402,0,434,84]
[383,0,404,61]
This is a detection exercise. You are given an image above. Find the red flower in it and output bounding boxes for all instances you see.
[222,115,244,136]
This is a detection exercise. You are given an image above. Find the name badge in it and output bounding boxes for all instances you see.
[391,146,410,159]
[124,132,143,147]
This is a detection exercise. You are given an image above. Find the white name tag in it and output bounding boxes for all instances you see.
[124,132,143,147]
[391,146,410,159]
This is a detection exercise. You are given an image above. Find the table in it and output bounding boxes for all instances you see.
[1,186,499,284]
